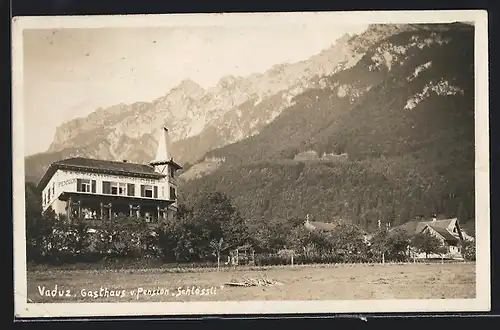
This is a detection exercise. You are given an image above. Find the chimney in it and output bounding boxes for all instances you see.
[306,214,310,224]
[432,214,437,222]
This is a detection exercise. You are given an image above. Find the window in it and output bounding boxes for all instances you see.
[161,187,164,198]
[170,187,176,200]
[118,183,127,196]
[154,186,158,199]
[141,185,154,198]
[77,179,92,192]
[109,182,127,195]
[102,181,139,197]
[102,181,111,194]
[111,182,118,195]
[127,183,135,197]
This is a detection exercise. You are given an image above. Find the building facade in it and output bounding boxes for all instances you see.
[396,217,472,259]
[37,127,182,226]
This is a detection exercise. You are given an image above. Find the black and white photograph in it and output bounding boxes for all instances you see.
[12,10,490,318]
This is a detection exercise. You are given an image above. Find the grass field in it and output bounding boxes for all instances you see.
[27,262,475,303]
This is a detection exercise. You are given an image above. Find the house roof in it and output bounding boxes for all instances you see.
[428,226,459,243]
[398,220,428,234]
[395,218,460,243]
[37,157,166,190]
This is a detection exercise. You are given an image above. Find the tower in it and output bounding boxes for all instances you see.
[149,126,183,209]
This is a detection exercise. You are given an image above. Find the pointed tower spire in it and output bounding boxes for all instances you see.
[152,126,171,165]
[149,126,182,173]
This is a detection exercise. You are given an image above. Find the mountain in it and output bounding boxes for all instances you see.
[24,23,475,234]
[25,24,422,184]
[178,23,475,231]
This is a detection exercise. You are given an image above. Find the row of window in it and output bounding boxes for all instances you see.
[43,182,56,206]
[76,179,176,199]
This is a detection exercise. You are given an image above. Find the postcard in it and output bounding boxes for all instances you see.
[12,10,490,318]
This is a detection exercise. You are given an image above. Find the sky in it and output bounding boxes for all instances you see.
[22,23,368,156]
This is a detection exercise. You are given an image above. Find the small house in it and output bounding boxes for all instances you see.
[396,216,468,259]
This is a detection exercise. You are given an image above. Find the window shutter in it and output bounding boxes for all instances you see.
[76,179,82,192]
[170,187,176,200]
[91,180,96,193]
[140,185,146,197]
[153,186,158,198]
[102,181,111,194]
[127,183,135,196]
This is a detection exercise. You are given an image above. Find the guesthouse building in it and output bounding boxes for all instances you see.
[37,127,182,225]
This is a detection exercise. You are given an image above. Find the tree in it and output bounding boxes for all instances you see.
[26,207,58,263]
[386,228,412,261]
[25,182,42,225]
[370,228,390,263]
[370,227,412,262]
[436,245,450,263]
[460,239,476,261]
[411,230,444,259]
[287,226,315,256]
[210,237,229,270]
[327,221,369,263]
[257,218,298,252]
[157,211,206,262]
[181,191,250,260]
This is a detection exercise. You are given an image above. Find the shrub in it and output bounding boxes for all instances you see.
[411,231,445,259]
[460,240,476,261]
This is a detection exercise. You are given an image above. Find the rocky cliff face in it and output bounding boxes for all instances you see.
[178,22,475,230]
[26,24,428,183]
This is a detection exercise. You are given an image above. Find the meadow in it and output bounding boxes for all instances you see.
[27,262,475,303]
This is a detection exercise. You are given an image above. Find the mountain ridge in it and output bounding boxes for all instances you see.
[24,23,475,234]
[177,23,475,231]
[27,24,419,183]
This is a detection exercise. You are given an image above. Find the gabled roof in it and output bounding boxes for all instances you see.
[398,220,428,234]
[37,157,166,190]
[427,218,456,229]
[395,218,461,243]
[427,226,459,243]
